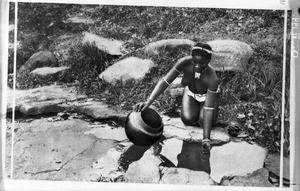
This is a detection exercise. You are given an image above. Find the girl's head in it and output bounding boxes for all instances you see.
[191,43,212,61]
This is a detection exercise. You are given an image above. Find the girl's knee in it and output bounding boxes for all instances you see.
[181,114,198,126]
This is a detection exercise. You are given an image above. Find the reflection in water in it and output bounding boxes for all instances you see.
[177,141,211,174]
[119,138,211,175]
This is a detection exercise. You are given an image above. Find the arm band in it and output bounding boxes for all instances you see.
[203,106,214,110]
[173,68,181,74]
[163,78,171,86]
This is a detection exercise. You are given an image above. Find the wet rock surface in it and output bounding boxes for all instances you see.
[5,85,279,186]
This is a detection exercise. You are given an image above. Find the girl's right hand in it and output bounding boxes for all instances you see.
[133,102,149,112]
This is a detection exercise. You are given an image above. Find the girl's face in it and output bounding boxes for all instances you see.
[192,55,209,73]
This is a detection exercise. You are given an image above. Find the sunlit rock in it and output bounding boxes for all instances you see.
[207,40,253,71]
[99,57,155,85]
[210,141,268,183]
[82,32,125,56]
[30,66,69,76]
[144,39,195,55]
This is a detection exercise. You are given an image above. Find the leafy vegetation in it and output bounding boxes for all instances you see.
[9,4,291,155]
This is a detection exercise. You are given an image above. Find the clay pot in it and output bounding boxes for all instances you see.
[125,108,163,146]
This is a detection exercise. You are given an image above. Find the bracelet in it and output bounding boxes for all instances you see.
[163,78,171,86]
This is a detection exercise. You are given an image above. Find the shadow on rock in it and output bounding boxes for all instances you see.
[177,141,211,174]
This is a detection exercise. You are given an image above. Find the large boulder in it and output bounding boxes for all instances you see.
[160,167,215,185]
[207,40,253,71]
[210,141,268,183]
[144,39,195,55]
[99,57,155,85]
[20,50,58,72]
[82,32,125,56]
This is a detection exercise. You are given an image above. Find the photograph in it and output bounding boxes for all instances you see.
[1,0,298,190]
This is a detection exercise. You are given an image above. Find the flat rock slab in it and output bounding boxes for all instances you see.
[221,168,274,187]
[30,66,70,76]
[264,153,290,180]
[84,125,127,141]
[82,32,124,56]
[66,16,95,24]
[99,57,155,85]
[210,141,268,183]
[7,85,86,115]
[160,167,215,185]
[160,138,183,166]
[207,40,253,71]
[162,117,230,144]
[144,39,195,55]
[5,118,116,181]
[124,148,161,183]
[74,100,128,119]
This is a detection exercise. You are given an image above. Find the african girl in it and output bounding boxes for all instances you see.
[134,42,220,159]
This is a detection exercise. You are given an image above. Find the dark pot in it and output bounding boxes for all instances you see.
[125,108,163,146]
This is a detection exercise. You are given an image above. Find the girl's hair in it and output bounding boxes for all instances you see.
[191,42,212,61]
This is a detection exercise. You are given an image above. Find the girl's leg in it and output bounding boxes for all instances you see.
[181,87,201,126]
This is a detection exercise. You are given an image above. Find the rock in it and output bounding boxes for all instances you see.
[74,100,127,119]
[207,40,253,71]
[144,39,195,55]
[210,141,268,183]
[176,141,211,174]
[6,85,86,115]
[66,16,94,25]
[162,117,230,144]
[124,149,161,183]
[99,57,155,85]
[20,50,58,72]
[170,77,183,89]
[82,32,124,56]
[5,118,115,181]
[86,141,133,182]
[168,87,184,98]
[221,168,274,187]
[30,66,69,76]
[264,153,290,180]
[160,138,183,166]
[84,125,127,141]
[160,167,215,185]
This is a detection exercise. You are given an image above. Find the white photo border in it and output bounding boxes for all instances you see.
[1,0,299,190]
